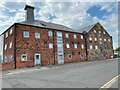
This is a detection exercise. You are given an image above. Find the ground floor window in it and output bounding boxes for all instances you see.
[68,54,72,59]
[21,54,27,61]
[80,53,84,58]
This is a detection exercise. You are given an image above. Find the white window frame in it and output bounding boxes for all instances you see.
[10,29,13,35]
[66,44,70,48]
[5,44,7,50]
[108,39,111,42]
[6,32,8,38]
[35,32,40,39]
[104,38,106,42]
[103,31,106,34]
[9,42,12,49]
[94,30,96,33]
[95,45,98,49]
[89,37,92,41]
[9,55,13,62]
[21,54,27,61]
[74,44,77,49]
[68,54,72,59]
[99,31,101,34]
[23,31,29,38]
[81,35,83,39]
[48,31,53,37]
[74,34,77,39]
[65,33,69,38]
[81,44,84,49]
[100,38,102,41]
[95,38,97,41]
[49,43,53,48]
[90,44,93,49]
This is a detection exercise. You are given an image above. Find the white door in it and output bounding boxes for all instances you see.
[34,54,41,65]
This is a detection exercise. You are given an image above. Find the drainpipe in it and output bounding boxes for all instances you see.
[53,30,56,65]
[84,32,88,61]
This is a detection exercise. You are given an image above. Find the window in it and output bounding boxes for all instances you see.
[6,32,8,38]
[108,39,110,42]
[21,54,27,61]
[4,44,7,50]
[65,33,69,38]
[10,29,13,35]
[58,44,63,47]
[9,42,12,49]
[4,56,8,62]
[66,44,70,48]
[100,38,102,41]
[95,38,97,41]
[81,35,83,39]
[9,55,13,62]
[48,31,53,37]
[49,43,53,48]
[94,30,96,33]
[95,45,98,49]
[74,34,77,39]
[90,44,93,49]
[80,53,84,58]
[68,54,72,59]
[57,32,62,37]
[103,31,105,34]
[74,44,77,48]
[99,31,101,34]
[23,31,29,38]
[81,44,84,49]
[89,37,92,41]
[35,32,40,39]
[104,38,106,42]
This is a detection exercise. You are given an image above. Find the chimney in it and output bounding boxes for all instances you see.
[24,5,35,21]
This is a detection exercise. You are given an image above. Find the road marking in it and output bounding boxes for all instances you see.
[99,75,120,90]
[5,67,49,76]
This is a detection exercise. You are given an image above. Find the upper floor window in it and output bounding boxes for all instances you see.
[35,32,40,39]
[81,35,83,39]
[94,30,96,33]
[81,44,84,49]
[9,42,12,49]
[65,33,69,38]
[103,31,106,34]
[23,31,29,38]
[90,44,93,49]
[104,38,106,42]
[95,45,98,49]
[21,54,27,61]
[48,31,53,37]
[95,38,97,41]
[6,32,8,38]
[100,38,102,41]
[74,44,77,49]
[4,44,7,50]
[89,37,92,41]
[10,29,13,35]
[108,39,111,42]
[49,43,53,48]
[74,34,77,39]
[66,44,70,48]
[99,31,101,34]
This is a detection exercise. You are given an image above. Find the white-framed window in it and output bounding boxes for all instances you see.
[58,44,63,47]
[108,39,111,42]
[49,43,53,48]
[48,31,53,37]
[90,44,93,49]
[103,31,106,34]
[74,44,77,48]
[35,32,40,39]
[81,44,84,49]
[95,38,97,41]
[6,32,8,38]
[89,37,92,41]
[57,32,62,37]
[23,31,29,38]
[4,56,8,62]
[68,54,72,59]
[81,35,83,39]
[21,54,27,61]
[4,44,7,50]
[80,53,84,58]
[95,45,98,49]
[104,38,106,42]
[100,38,102,41]
[9,55,13,62]
[74,34,77,39]
[94,30,96,33]
[10,29,13,35]
[9,42,12,49]
[65,33,69,38]
[66,44,70,48]
[99,31,101,34]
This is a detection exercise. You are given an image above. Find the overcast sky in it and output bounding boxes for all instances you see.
[0,0,119,49]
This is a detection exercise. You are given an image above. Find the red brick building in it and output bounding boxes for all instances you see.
[0,5,113,70]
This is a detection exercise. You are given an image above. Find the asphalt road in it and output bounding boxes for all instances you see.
[2,59,119,88]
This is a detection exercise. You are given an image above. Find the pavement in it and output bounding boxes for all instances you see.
[2,58,119,88]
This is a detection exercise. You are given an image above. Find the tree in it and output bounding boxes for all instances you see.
[115,47,120,51]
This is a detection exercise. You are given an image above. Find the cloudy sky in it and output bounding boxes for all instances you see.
[0,0,119,49]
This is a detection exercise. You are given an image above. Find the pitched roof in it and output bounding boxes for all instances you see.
[18,20,82,33]
[79,22,98,33]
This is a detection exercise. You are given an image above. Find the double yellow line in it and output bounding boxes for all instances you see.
[99,75,120,90]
